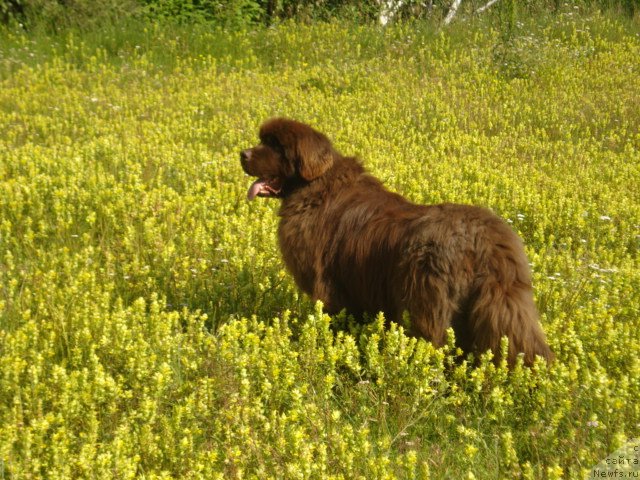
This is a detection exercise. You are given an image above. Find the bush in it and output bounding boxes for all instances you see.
[1,0,143,31]
[2,0,638,31]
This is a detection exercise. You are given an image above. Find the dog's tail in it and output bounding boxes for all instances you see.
[469,252,554,367]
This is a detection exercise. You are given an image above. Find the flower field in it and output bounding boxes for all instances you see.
[1,12,639,479]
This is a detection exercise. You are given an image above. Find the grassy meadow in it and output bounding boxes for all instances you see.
[1,10,640,479]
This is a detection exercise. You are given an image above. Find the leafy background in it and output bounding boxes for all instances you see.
[1,2,639,478]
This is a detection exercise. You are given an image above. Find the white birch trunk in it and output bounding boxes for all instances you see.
[476,0,500,14]
[443,0,463,25]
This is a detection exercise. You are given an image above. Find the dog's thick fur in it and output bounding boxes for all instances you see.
[241,118,553,366]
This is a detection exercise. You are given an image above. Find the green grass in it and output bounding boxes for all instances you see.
[1,11,639,479]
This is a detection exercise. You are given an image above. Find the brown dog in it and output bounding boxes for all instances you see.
[241,118,553,366]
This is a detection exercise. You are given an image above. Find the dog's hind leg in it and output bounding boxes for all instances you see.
[405,274,458,348]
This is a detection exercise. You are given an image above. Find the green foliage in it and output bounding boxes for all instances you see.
[1,13,640,478]
[142,0,264,27]
[1,0,143,32]
[1,0,639,31]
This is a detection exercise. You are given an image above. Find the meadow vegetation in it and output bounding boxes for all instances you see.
[1,8,639,478]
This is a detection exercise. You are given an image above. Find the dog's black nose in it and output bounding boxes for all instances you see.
[240,149,251,162]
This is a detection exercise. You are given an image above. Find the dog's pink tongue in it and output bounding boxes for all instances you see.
[247,179,266,200]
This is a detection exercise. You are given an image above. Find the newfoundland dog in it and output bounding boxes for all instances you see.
[240,118,553,366]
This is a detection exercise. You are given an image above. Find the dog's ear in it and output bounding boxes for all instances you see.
[260,118,335,181]
[295,129,334,181]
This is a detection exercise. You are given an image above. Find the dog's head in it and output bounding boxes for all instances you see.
[240,118,335,200]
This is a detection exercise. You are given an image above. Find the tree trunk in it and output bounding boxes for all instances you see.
[443,0,463,25]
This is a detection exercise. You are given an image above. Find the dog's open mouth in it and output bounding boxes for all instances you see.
[247,178,283,200]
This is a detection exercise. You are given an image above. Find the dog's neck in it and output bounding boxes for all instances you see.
[290,156,364,192]
[279,156,382,213]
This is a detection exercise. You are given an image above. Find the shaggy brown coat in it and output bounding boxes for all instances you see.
[240,118,553,366]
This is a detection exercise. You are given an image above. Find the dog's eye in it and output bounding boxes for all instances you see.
[261,135,281,150]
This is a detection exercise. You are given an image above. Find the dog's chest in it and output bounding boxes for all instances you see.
[277,200,328,294]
